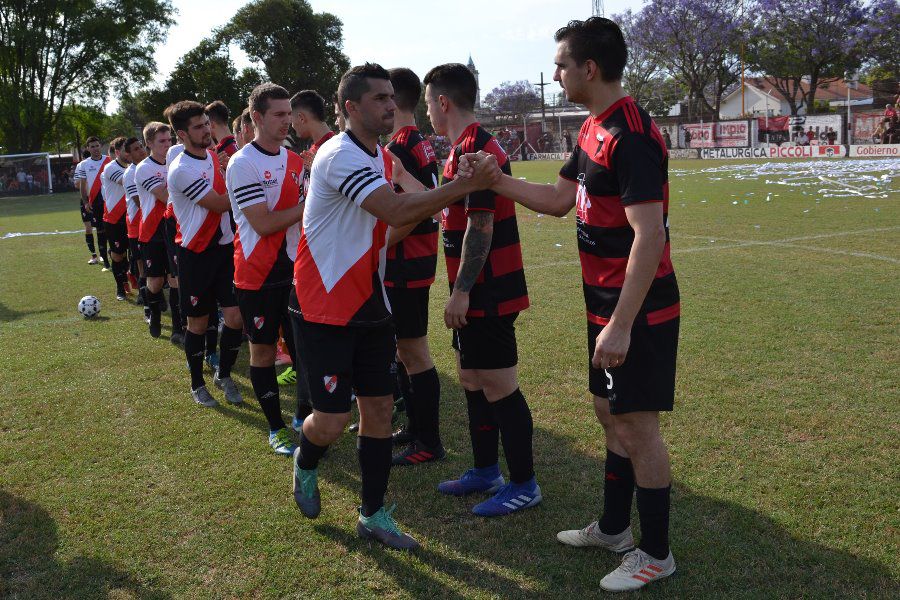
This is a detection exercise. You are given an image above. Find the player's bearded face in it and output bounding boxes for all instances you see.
[188,116,213,149]
[353,80,396,136]
[258,99,292,142]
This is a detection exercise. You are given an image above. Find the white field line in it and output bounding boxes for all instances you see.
[1,229,82,240]
[530,226,900,270]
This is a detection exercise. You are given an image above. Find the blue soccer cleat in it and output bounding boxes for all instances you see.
[472,478,542,517]
[437,465,504,497]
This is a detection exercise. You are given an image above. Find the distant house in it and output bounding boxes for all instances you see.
[718,77,873,119]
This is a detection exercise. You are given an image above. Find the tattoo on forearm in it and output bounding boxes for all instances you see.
[454,211,493,293]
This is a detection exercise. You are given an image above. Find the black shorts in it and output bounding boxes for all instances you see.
[452,313,519,370]
[141,239,170,278]
[386,286,430,339]
[177,243,237,317]
[80,201,93,224]
[128,238,142,262]
[92,196,105,230]
[105,217,128,255]
[295,315,396,413]
[163,216,179,277]
[588,318,679,415]
[235,285,291,346]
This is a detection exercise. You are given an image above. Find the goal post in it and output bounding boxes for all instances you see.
[0,152,54,197]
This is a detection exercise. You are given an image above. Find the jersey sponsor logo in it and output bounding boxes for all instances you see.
[323,375,338,394]
[290,171,299,186]
[264,170,271,179]
[253,316,265,330]
[190,295,198,306]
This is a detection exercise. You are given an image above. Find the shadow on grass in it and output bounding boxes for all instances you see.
[0,490,171,599]
[0,300,53,323]
[284,372,897,597]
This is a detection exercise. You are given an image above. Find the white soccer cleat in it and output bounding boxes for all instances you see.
[599,548,675,592]
[556,522,635,551]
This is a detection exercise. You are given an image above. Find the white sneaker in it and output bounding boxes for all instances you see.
[599,548,675,592]
[88,256,99,265]
[556,522,634,551]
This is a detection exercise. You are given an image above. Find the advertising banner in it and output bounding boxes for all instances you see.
[669,149,700,159]
[852,112,889,144]
[848,144,900,157]
[789,114,843,145]
[682,121,749,148]
[699,146,846,159]
[526,152,572,161]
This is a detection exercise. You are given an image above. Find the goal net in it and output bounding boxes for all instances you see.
[0,153,54,198]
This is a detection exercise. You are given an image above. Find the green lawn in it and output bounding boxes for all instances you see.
[1,158,898,599]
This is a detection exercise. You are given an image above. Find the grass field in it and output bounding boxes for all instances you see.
[1,158,898,599]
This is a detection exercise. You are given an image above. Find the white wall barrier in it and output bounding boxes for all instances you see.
[848,145,900,157]
[699,145,846,159]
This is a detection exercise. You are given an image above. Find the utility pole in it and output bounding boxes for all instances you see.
[536,72,550,138]
[592,0,604,17]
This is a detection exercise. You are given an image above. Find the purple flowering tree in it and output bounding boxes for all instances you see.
[862,0,900,86]
[747,0,868,115]
[483,81,541,124]
[638,0,746,121]
[615,9,663,109]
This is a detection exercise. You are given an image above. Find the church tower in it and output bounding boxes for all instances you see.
[467,55,481,109]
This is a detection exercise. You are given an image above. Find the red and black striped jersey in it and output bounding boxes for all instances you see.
[442,123,529,317]
[559,96,679,326]
[385,126,439,289]
[215,135,238,157]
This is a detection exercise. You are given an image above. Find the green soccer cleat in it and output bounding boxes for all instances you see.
[292,449,321,519]
[268,427,296,457]
[356,504,420,551]
[277,366,297,386]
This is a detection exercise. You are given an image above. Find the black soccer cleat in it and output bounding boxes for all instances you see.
[392,441,446,466]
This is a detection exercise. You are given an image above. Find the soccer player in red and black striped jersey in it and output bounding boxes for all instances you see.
[459,18,679,591]
[423,63,540,517]
[205,100,239,167]
[384,67,444,466]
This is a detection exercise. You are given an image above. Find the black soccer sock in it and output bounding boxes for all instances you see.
[358,435,392,517]
[249,365,285,431]
[85,233,96,255]
[296,429,328,470]
[636,485,671,560]
[112,260,127,293]
[398,363,414,432]
[184,331,206,390]
[490,388,535,484]
[96,230,108,265]
[217,325,242,379]
[465,389,499,469]
[147,290,162,320]
[206,314,219,355]
[597,450,635,535]
[168,287,183,333]
[410,367,440,447]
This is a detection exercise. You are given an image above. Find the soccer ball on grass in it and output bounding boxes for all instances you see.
[78,295,101,318]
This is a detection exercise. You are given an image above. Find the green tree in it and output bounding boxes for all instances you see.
[133,38,264,124]
[0,0,174,153]
[225,0,349,99]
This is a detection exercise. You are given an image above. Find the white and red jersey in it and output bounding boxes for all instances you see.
[123,163,141,239]
[135,156,168,243]
[74,155,111,203]
[294,131,392,327]
[168,148,234,252]
[164,144,184,220]
[226,142,302,290]
[101,160,128,223]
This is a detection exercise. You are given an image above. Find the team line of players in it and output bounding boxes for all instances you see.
[72,17,680,592]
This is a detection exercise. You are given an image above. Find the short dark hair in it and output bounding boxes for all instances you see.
[85,136,100,145]
[111,136,127,151]
[205,100,230,125]
[389,68,421,113]
[249,83,290,115]
[554,17,627,82]
[423,63,477,112]
[123,137,140,152]
[290,90,326,122]
[240,107,252,127]
[337,63,390,117]
[168,100,207,134]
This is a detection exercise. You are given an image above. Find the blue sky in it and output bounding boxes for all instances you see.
[137,0,644,110]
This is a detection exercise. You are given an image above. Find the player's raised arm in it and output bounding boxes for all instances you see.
[360,151,499,226]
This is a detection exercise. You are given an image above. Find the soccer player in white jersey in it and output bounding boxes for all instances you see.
[289,63,501,550]
[74,136,110,265]
[167,100,245,408]
[226,83,304,456]
[122,137,149,318]
[100,136,133,300]
[135,122,179,340]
